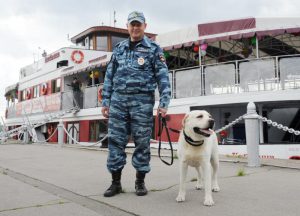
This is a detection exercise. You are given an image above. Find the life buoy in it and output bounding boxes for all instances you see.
[71,50,84,64]
[25,89,31,100]
[98,88,103,102]
[41,83,48,95]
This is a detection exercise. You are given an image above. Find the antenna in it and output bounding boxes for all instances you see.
[113,10,117,27]
[109,11,111,26]
[42,50,47,57]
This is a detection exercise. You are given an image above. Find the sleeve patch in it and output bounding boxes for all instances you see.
[159,54,166,63]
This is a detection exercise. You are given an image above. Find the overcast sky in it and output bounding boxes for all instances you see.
[1,0,300,121]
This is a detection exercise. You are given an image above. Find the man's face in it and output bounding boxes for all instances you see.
[127,21,147,41]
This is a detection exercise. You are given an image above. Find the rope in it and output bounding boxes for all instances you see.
[33,127,59,143]
[62,125,108,146]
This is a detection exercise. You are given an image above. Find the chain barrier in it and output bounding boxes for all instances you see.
[4,111,300,145]
[62,125,108,146]
[150,139,177,144]
[215,114,246,134]
[257,115,300,136]
[33,127,59,143]
[148,114,246,144]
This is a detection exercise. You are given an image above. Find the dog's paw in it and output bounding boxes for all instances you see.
[203,197,214,206]
[176,194,186,202]
[212,185,220,192]
[195,182,204,190]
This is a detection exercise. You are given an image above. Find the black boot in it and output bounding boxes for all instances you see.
[135,172,148,196]
[104,171,122,197]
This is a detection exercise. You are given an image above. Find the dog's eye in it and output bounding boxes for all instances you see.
[197,115,203,118]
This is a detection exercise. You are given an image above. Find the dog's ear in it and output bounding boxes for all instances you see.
[182,114,189,127]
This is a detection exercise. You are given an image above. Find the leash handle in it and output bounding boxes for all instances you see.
[158,113,174,166]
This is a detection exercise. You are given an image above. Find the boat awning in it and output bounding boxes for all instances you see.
[61,53,112,77]
[156,17,300,50]
[5,83,18,96]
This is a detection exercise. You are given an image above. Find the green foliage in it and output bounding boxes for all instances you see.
[237,168,246,176]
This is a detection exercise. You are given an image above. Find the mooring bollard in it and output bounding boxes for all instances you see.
[58,119,64,147]
[244,102,260,167]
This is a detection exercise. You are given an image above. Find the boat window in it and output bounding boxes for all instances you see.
[112,36,127,48]
[77,40,85,47]
[96,36,108,51]
[57,60,68,68]
[20,90,25,101]
[89,120,108,142]
[56,79,61,92]
[33,85,40,98]
[89,37,93,50]
[51,79,61,93]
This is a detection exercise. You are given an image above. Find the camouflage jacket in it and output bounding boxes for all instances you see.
[102,36,171,109]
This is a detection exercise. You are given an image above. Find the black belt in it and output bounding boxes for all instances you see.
[116,90,154,95]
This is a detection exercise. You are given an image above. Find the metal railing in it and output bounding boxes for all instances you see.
[5,54,300,120]
[174,54,300,99]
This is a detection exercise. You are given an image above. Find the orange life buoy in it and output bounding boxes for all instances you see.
[41,83,48,95]
[98,88,103,102]
[25,89,31,100]
[71,50,84,64]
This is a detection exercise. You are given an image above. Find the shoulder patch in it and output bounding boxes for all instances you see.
[159,54,166,63]
[150,40,159,47]
[115,39,128,48]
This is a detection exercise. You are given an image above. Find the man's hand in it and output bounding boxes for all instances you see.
[101,106,109,118]
[157,107,168,118]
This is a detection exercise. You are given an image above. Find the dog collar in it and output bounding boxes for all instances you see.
[183,130,204,146]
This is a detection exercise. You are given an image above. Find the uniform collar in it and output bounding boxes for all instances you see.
[125,35,151,48]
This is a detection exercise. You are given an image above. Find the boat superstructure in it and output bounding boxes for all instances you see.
[2,18,300,159]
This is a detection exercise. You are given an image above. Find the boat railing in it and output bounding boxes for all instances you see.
[7,54,300,119]
[82,84,103,109]
[6,103,17,118]
[68,54,300,108]
[173,54,300,99]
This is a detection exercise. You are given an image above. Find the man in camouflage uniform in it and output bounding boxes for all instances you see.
[101,11,171,197]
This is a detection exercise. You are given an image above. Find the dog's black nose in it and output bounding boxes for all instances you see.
[208,119,215,128]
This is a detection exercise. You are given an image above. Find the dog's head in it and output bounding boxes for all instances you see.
[182,110,215,138]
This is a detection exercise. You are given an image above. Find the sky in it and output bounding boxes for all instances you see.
[1,0,300,122]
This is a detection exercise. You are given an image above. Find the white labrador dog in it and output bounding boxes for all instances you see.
[176,110,220,206]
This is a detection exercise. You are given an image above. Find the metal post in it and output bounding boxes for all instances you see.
[244,102,260,167]
[1,117,7,132]
[23,125,29,144]
[198,45,202,66]
[258,104,264,144]
[31,127,38,143]
[255,36,259,59]
[58,119,64,147]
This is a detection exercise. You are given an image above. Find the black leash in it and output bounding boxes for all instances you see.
[157,113,180,166]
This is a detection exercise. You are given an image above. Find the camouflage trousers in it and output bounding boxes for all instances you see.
[107,91,155,173]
